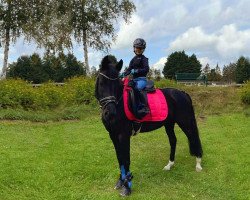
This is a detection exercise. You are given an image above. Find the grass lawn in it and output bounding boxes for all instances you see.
[0,113,249,200]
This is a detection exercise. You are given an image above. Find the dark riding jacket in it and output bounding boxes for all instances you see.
[125,55,149,79]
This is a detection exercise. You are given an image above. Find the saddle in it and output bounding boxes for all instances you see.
[123,78,168,122]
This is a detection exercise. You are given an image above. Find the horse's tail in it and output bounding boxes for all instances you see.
[184,92,203,158]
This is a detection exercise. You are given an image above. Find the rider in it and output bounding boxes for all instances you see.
[121,38,150,118]
[123,38,149,89]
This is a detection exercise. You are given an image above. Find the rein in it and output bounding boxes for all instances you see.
[99,72,119,81]
[98,73,123,109]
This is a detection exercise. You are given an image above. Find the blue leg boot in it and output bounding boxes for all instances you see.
[120,172,133,196]
[114,165,126,190]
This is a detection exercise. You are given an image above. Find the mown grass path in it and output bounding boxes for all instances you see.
[0,113,249,199]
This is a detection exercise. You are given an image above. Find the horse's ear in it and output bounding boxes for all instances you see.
[101,56,110,70]
[116,59,123,72]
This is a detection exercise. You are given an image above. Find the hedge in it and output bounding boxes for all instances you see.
[0,77,97,110]
[241,81,250,105]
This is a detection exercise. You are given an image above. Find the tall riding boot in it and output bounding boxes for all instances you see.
[135,90,150,119]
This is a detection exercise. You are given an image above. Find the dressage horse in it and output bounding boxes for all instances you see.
[95,56,203,196]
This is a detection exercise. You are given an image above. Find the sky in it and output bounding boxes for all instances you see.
[1,0,250,74]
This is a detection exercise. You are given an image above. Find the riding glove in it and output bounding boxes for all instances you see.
[131,69,138,74]
[119,73,125,78]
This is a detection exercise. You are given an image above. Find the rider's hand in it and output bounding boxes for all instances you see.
[119,73,125,78]
[131,69,138,74]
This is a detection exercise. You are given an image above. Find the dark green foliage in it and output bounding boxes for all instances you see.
[162,51,201,79]
[7,54,49,84]
[7,53,86,83]
[235,56,250,84]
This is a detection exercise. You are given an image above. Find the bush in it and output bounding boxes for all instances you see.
[154,78,178,89]
[36,83,65,109]
[241,81,250,105]
[0,77,98,111]
[0,79,31,109]
[65,77,97,105]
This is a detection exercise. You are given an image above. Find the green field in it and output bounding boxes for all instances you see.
[0,112,249,200]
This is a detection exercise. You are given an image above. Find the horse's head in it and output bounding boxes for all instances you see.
[95,55,123,122]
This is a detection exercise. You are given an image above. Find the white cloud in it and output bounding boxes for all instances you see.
[216,24,250,58]
[168,26,216,51]
[198,57,212,68]
[152,57,167,72]
[112,14,160,50]
[112,15,143,49]
[168,24,250,65]
[88,51,104,69]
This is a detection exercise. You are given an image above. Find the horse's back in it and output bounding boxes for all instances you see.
[160,88,194,119]
[161,88,192,104]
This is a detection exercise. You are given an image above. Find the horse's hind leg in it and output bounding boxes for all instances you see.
[177,118,203,172]
[163,122,176,171]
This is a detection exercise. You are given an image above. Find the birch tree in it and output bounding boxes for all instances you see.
[69,0,135,74]
[0,0,28,78]
[24,0,72,55]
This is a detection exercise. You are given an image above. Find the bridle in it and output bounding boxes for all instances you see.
[98,72,122,109]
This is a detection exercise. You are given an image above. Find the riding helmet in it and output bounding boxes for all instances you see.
[133,38,146,49]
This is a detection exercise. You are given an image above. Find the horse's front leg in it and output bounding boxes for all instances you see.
[109,131,133,196]
[109,132,123,189]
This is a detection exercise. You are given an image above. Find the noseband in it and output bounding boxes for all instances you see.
[98,73,121,109]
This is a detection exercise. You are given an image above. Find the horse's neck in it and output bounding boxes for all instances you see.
[118,81,124,99]
[115,81,124,109]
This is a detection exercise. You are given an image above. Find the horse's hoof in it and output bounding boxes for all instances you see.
[120,186,131,196]
[163,161,174,171]
[163,165,171,170]
[114,179,124,190]
[196,165,202,172]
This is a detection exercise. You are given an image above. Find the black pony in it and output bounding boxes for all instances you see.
[95,56,203,196]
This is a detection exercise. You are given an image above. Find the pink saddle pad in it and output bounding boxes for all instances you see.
[123,79,168,122]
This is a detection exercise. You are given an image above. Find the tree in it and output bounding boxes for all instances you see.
[202,63,210,76]
[0,0,28,78]
[207,69,216,81]
[42,54,65,82]
[222,63,236,84]
[23,1,72,55]
[7,53,85,83]
[90,66,98,79]
[154,69,161,81]
[147,68,153,79]
[188,54,202,73]
[215,64,221,75]
[7,53,49,83]
[162,51,201,79]
[207,67,222,82]
[69,0,135,73]
[62,53,86,79]
[214,64,222,81]
[235,56,250,84]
